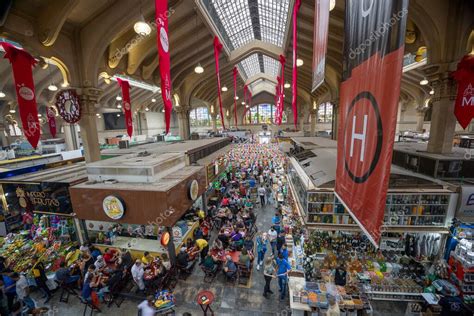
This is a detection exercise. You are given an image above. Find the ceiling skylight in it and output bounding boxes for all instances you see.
[263,55,279,78]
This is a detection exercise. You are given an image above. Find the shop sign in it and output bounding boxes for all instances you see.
[103,195,125,220]
[161,231,170,247]
[188,179,199,201]
[2,182,73,214]
[459,186,474,217]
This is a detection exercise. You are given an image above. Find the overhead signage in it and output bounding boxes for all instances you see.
[459,186,474,218]
[103,195,125,220]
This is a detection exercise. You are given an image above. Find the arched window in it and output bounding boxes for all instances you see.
[318,102,333,123]
[244,104,287,124]
[190,107,211,127]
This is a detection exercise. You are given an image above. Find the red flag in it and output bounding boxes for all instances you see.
[213,36,225,129]
[46,107,57,138]
[117,78,133,138]
[155,0,173,134]
[233,67,238,127]
[312,0,330,92]
[335,0,408,246]
[277,55,286,125]
[274,76,281,124]
[0,42,40,148]
[453,54,474,129]
[291,0,301,129]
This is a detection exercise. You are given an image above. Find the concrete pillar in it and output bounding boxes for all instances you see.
[63,123,78,150]
[299,112,305,132]
[331,100,339,140]
[210,113,218,133]
[415,110,426,132]
[427,74,457,154]
[78,87,102,162]
[176,106,190,140]
[310,110,317,137]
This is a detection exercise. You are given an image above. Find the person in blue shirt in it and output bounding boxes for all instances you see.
[279,244,289,261]
[256,233,268,271]
[2,272,16,310]
[272,213,281,226]
[275,253,291,300]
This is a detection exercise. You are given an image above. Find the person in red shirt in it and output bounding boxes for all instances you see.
[103,248,118,264]
[221,195,230,207]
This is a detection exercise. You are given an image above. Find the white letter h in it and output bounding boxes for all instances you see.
[350,114,368,162]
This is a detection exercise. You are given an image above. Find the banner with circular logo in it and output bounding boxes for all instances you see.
[103,195,125,220]
[188,179,199,201]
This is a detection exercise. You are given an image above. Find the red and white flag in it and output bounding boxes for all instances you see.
[117,78,133,138]
[453,54,474,129]
[335,0,408,246]
[46,107,57,138]
[155,0,173,134]
[213,36,225,129]
[0,42,40,148]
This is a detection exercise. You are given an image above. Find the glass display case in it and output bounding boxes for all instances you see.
[305,191,451,228]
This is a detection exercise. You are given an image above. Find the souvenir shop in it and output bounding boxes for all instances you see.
[282,140,472,315]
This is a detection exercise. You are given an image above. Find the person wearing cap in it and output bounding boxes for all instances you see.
[131,259,145,291]
[177,247,194,271]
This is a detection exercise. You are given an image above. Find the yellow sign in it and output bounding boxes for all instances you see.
[189,179,199,201]
[103,195,125,220]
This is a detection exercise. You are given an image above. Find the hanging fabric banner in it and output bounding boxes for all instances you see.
[116,78,133,138]
[155,0,173,134]
[275,76,282,124]
[453,54,474,129]
[277,55,286,125]
[233,67,238,127]
[335,0,408,246]
[46,107,57,138]
[291,0,301,129]
[0,42,40,148]
[213,36,225,129]
[311,0,330,92]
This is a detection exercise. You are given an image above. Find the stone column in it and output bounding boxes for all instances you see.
[310,109,317,137]
[225,111,232,129]
[299,112,305,132]
[63,123,78,150]
[415,108,427,132]
[427,73,457,154]
[210,113,218,133]
[0,126,9,147]
[175,106,190,140]
[78,87,102,162]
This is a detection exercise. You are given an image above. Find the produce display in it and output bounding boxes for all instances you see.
[0,234,77,275]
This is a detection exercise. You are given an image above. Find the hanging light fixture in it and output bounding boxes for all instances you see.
[117,113,121,117]
[241,101,245,105]
[37,113,42,117]
[194,63,204,74]
[296,58,304,67]
[330,0,336,11]
[133,2,151,36]
[193,11,204,74]
[145,107,150,112]
[221,86,228,92]
[420,77,428,85]
[116,95,122,101]
[47,63,58,91]
[429,88,435,95]
[161,108,165,113]
[117,104,122,109]
[151,98,156,102]
[234,96,239,100]
[9,109,15,114]
[0,91,5,98]
[284,82,291,89]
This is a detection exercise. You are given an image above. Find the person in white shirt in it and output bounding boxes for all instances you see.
[258,186,266,206]
[12,273,35,310]
[131,259,145,291]
[137,295,155,316]
[268,227,278,255]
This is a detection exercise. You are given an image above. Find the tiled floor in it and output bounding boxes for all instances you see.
[30,199,408,315]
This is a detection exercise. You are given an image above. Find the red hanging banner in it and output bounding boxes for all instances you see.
[335,0,408,246]
[311,0,330,92]
[155,0,173,134]
[291,0,301,129]
[277,55,286,125]
[233,67,238,127]
[0,42,40,148]
[453,54,474,129]
[275,76,281,124]
[213,36,225,129]
[117,78,133,138]
[46,107,57,138]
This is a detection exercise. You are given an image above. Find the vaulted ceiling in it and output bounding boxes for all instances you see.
[0,0,472,117]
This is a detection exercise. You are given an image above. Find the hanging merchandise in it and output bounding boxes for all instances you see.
[0,42,41,148]
[55,89,81,123]
[46,106,57,138]
[213,36,225,129]
[233,67,238,126]
[155,0,173,134]
[335,0,409,246]
[116,78,133,137]
[311,0,330,92]
[291,0,301,129]
[453,54,474,129]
